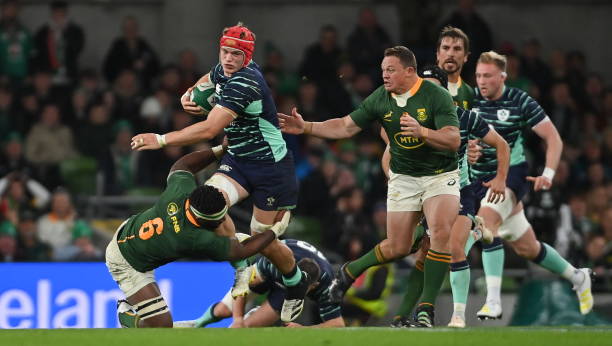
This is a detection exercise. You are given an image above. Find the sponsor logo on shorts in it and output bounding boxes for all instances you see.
[167,202,179,216]
[219,164,232,172]
[447,179,456,186]
[267,197,275,207]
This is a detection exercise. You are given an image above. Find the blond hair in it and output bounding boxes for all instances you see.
[478,51,507,72]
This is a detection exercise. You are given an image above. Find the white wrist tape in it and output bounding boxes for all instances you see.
[542,167,555,181]
[155,134,167,148]
[212,145,224,160]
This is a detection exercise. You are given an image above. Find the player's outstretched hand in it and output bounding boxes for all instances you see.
[181,87,205,115]
[131,133,161,151]
[467,139,482,164]
[527,175,552,192]
[278,107,305,135]
[483,176,506,203]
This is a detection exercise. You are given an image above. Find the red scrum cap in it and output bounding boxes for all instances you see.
[220,22,256,67]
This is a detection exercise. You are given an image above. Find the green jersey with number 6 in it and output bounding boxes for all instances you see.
[350,78,459,177]
[117,171,231,272]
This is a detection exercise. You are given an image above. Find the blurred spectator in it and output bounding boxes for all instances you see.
[54,219,102,261]
[103,15,160,91]
[299,25,344,86]
[346,7,392,84]
[0,132,35,178]
[139,90,171,132]
[67,88,88,126]
[0,87,14,138]
[556,193,595,266]
[548,48,567,82]
[32,1,85,86]
[15,209,51,261]
[99,120,139,195]
[0,0,32,86]
[262,43,299,97]
[520,39,553,95]
[16,92,39,134]
[75,68,103,104]
[158,64,182,97]
[439,0,492,81]
[332,187,376,254]
[24,103,77,187]
[586,207,612,275]
[28,69,69,113]
[586,186,608,225]
[0,220,16,261]
[582,73,604,114]
[110,69,143,121]
[296,80,331,122]
[296,144,335,221]
[602,127,612,164]
[565,50,588,102]
[545,81,579,146]
[37,187,75,256]
[0,171,50,225]
[177,48,201,92]
[504,54,532,92]
[76,103,114,159]
[602,89,612,125]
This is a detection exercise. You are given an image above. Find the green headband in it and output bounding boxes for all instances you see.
[190,204,228,221]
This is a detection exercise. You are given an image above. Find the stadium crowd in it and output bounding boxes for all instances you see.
[0,0,611,291]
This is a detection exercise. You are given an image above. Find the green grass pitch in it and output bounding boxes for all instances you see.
[2,327,611,346]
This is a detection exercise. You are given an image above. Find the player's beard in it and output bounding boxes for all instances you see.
[442,60,461,75]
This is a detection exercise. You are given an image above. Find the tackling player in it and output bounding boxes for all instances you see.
[105,147,291,328]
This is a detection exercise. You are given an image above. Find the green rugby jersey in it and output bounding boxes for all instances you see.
[448,77,475,111]
[470,86,548,180]
[118,171,231,272]
[350,78,459,177]
[457,106,490,188]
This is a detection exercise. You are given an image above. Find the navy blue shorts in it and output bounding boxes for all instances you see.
[459,182,479,217]
[476,162,529,202]
[216,152,298,211]
[266,286,286,312]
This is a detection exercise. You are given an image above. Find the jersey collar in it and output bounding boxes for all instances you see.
[391,77,423,106]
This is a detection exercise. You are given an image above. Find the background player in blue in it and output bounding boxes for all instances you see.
[176,239,345,328]
[469,51,593,320]
[130,23,307,322]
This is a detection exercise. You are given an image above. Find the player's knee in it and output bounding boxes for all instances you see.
[250,216,273,233]
[390,242,412,258]
[134,296,171,327]
[513,242,538,259]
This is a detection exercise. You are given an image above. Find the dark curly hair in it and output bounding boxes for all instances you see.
[188,185,227,230]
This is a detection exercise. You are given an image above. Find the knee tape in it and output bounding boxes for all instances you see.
[480,187,516,221]
[134,296,169,320]
[498,209,531,242]
[205,174,240,206]
[250,216,273,234]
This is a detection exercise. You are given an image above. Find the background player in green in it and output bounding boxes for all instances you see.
[279,46,460,327]
[436,26,475,110]
[130,23,308,322]
[105,146,291,328]
[469,51,593,320]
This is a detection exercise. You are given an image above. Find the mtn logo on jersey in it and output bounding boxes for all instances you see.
[383,111,393,122]
[497,109,510,121]
[393,132,425,149]
[416,108,428,122]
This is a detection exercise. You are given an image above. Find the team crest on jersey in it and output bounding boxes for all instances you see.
[383,111,393,122]
[497,109,510,121]
[167,202,179,216]
[416,108,427,122]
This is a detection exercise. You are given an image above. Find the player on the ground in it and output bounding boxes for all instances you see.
[436,26,475,110]
[130,23,307,321]
[380,66,509,327]
[105,147,291,328]
[468,51,593,320]
[175,239,344,328]
[279,46,461,327]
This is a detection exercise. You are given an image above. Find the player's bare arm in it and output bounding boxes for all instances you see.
[399,113,460,151]
[169,147,223,175]
[278,107,361,139]
[379,128,391,179]
[527,120,563,191]
[230,295,247,328]
[480,129,510,203]
[131,106,236,150]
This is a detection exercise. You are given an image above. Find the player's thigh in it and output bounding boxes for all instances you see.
[244,301,281,327]
[422,194,459,233]
[206,155,250,206]
[385,210,421,255]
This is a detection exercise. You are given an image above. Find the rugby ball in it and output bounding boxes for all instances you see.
[190,81,217,115]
